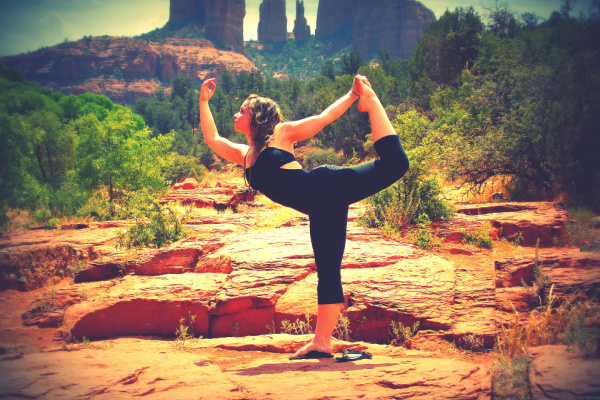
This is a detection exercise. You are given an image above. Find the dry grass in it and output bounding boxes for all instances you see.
[4,209,35,229]
[493,288,599,399]
[493,239,529,258]
[495,287,600,359]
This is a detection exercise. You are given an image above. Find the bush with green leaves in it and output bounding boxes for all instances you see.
[162,153,207,184]
[116,192,189,249]
[303,148,344,171]
[462,222,494,249]
[359,166,455,232]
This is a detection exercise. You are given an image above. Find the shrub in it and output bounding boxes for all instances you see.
[77,190,119,221]
[564,207,596,248]
[304,148,344,171]
[492,355,531,400]
[462,222,494,248]
[162,153,207,185]
[116,192,189,249]
[411,214,442,249]
[359,168,455,232]
[280,314,314,335]
[44,218,60,230]
[389,320,420,347]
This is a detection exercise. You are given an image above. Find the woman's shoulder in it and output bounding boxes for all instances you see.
[271,124,296,154]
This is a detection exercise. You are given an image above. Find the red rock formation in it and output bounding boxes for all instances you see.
[315,0,434,57]
[258,0,287,43]
[168,0,205,26]
[353,0,435,58]
[0,336,492,399]
[205,0,246,52]
[528,345,600,399]
[293,0,311,42]
[453,202,568,247]
[315,0,358,41]
[0,36,256,104]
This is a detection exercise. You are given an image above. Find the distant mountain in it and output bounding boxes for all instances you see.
[0,35,255,104]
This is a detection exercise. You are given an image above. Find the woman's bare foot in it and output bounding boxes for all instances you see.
[292,338,332,358]
[358,92,378,112]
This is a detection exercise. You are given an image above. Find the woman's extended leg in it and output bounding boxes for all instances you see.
[306,82,409,210]
[358,84,396,142]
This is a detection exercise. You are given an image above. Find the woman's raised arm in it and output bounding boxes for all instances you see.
[276,75,369,146]
[199,78,248,166]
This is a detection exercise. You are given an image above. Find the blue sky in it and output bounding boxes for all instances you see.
[0,0,595,57]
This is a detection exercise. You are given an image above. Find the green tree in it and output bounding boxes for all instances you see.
[341,50,366,76]
[321,60,336,80]
[170,74,192,100]
[408,7,484,107]
[74,109,172,213]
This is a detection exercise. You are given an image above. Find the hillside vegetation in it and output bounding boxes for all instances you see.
[1,3,599,232]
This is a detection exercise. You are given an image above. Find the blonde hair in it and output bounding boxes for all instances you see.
[246,94,284,153]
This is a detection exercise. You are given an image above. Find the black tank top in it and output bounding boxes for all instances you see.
[245,147,313,213]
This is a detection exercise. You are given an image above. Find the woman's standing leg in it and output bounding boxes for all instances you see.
[292,207,348,358]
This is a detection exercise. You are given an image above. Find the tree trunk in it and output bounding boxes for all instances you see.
[35,145,47,181]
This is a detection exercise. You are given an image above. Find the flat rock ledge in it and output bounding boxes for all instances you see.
[0,336,491,400]
[528,345,600,400]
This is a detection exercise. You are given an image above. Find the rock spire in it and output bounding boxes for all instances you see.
[293,0,311,42]
[168,0,205,27]
[258,0,287,43]
[168,0,245,52]
[205,0,246,52]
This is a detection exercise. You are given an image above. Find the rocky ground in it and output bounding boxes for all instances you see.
[1,179,599,399]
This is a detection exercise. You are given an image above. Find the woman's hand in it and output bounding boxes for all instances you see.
[200,78,216,102]
[352,75,372,97]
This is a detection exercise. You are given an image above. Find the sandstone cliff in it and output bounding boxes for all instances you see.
[354,0,435,57]
[316,0,434,57]
[0,36,256,104]
[205,0,246,52]
[258,0,287,43]
[315,0,357,43]
[293,0,311,42]
[168,0,205,27]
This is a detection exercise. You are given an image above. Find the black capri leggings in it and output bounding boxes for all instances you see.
[307,135,409,304]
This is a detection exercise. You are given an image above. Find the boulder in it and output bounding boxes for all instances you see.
[173,178,199,190]
[62,274,226,340]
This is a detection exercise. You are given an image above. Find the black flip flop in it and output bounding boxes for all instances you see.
[336,349,373,362]
[289,350,334,360]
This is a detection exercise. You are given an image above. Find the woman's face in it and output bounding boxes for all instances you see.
[234,100,251,135]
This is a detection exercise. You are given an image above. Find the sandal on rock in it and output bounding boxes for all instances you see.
[336,349,373,362]
[289,350,334,360]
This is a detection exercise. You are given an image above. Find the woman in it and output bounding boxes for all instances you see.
[199,75,409,359]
